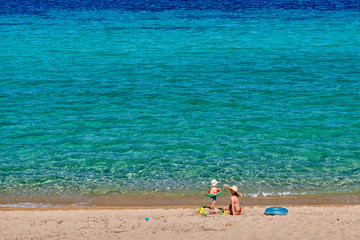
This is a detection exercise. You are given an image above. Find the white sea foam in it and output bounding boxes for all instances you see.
[246,191,296,197]
[0,202,63,208]
[0,202,89,208]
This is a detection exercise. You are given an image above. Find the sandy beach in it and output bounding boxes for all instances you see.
[1,205,360,240]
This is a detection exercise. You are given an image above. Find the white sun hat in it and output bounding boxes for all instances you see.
[211,179,219,186]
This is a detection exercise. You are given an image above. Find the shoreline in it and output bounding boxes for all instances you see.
[1,193,360,209]
[1,203,360,212]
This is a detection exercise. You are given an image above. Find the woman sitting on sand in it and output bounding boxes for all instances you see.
[224,184,243,215]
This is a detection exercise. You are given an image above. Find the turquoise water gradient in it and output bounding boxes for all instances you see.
[1,9,360,199]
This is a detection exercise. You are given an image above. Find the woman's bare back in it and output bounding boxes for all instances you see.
[231,195,241,214]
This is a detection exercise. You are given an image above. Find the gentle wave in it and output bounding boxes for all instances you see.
[246,192,311,197]
[0,202,90,208]
[0,202,64,208]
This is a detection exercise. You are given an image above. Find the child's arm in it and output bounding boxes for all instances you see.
[210,187,217,195]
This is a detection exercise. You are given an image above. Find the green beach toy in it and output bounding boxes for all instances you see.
[199,205,204,214]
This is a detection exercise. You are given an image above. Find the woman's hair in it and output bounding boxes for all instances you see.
[233,192,239,197]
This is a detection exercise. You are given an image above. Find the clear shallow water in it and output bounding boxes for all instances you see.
[0,1,360,204]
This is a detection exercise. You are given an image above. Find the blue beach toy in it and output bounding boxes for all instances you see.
[145,217,149,221]
[265,207,288,216]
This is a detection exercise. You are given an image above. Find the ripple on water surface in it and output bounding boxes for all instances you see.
[0,5,360,201]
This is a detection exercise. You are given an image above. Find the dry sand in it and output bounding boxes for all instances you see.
[1,206,360,240]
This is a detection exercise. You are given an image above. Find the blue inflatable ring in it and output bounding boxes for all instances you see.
[265,207,288,216]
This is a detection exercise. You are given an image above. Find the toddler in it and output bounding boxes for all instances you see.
[209,179,219,211]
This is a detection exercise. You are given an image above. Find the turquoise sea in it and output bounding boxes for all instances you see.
[1,1,360,206]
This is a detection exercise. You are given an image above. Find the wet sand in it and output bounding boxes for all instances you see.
[2,193,360,207]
